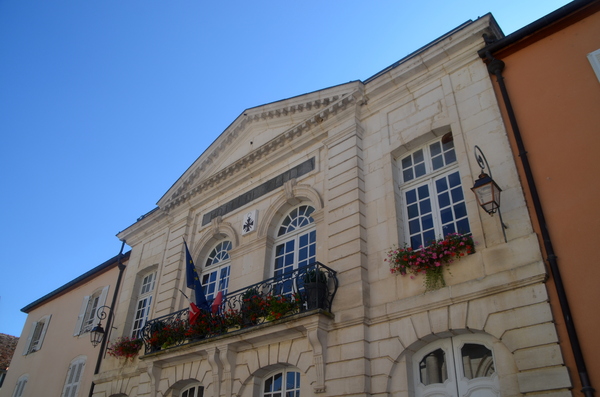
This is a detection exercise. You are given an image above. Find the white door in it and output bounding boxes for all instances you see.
[414,335,500,397]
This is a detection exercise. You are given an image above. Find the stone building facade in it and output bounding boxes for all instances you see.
[93,14,571,397]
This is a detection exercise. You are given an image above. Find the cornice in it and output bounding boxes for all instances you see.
[162,89,363,212]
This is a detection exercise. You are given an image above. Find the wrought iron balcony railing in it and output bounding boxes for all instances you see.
[140,262,337,354]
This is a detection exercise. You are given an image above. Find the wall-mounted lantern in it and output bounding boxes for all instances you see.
[90,305,112,348]
[471,145,507,242]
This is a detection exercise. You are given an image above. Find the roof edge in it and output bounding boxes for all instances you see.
[478,0,597,58]
[21,250,131,313]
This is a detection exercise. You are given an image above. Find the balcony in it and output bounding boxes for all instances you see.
[140,262,338,355]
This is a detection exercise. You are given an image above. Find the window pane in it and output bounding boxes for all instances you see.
[461,343,495,379]
[403,169,414,182]
[430,141,441,156]
[456,218,470,235]
[413,149,424,163]
[415,163,426,178]
[423,230,436,246]
[442,223,456,235]
[421,214,433,231]
[417,185,430,200]
[454,202,467,219]
[438,192,450,208]
[441,208,454,224]
[419,348,448,385]
[444,149,456,164]
[409,219,421,234]
[411,235,422,249]
[448,171,461,187]
[407,203,419,219]
[406,189,417,204]
[451,186,464,202]
[273,373,282,391]
[419,199,431,214]
[435,177,448,192]
[431,156,444,170]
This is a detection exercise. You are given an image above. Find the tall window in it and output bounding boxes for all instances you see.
[74,286,109,336]
[11,375,28,397]
[61,357,86,397]
[413,336,499,397]
[202,241,232,302]
[181,384,203,397]
[273,205,316,294]
[131,271,156,337]
[399,135,470,249]
[263,369,301,397]
[22,315,51,355]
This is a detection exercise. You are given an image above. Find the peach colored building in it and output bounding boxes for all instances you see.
[479,1,600,396]
[0,251,129,397]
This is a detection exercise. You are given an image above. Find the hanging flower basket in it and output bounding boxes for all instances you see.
[386,233,475,291]
[107,336,143,359]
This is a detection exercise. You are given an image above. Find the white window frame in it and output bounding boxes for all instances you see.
[61,356,86,397]
[180,384,204,397]
[201,241,232,302]
[74,286,109,336]
[412,335,499,397]
[131,271,156,337]
[22,315,51,355]
[262,368,301,397]
[11,375,28,397]
[398,136,470,249]
[272,205,316,296]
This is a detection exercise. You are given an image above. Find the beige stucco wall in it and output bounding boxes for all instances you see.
[0,263,122,397]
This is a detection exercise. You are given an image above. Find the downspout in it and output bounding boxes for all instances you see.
[482,50,594,397]
[89,240,127,397]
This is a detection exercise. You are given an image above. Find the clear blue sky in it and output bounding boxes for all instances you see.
[0,0,570,337]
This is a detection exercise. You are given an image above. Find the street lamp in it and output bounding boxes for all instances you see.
[90,306,111,348]
[471,145,507,242]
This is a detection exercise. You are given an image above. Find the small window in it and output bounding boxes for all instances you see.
[23,315,51,355]
[263,369,301,397]
[131,272,156,337]
[74,286,109,336]
[12,375,28,397]
[61,357,86,397]
[398,135,470,249]
[181,384,203,397]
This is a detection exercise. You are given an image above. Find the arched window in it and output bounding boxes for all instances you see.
[263,369,301,397]
[202,241,232,301]
[413,335,499,397]
[273,205,316,294]
[180,384,203,397]
[131,271,156,337]
[11,374,28,397]
[61,357,86,397]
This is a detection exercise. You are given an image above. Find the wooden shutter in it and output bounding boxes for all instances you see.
[74,295,90,336]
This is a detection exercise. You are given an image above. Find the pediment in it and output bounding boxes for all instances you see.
[158,82,363,211]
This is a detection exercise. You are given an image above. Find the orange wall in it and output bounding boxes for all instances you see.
[490,4,600,395]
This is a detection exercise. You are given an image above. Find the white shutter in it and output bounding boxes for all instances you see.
[93,286,110,327]
[22,321,38,355]
[62,359,85,397]
[588,49,600,83]
[35,314,51,351]
[74,295,90,336]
